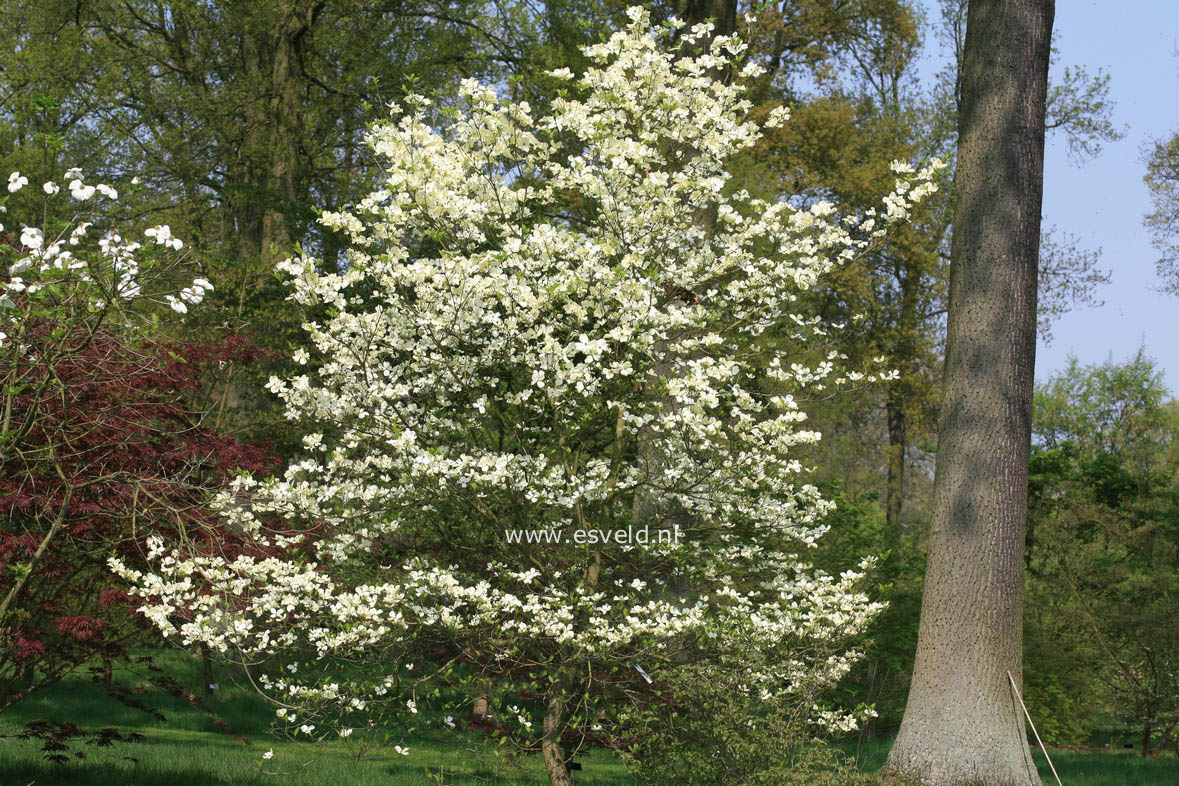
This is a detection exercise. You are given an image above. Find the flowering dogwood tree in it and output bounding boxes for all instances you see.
[114,9,940,785]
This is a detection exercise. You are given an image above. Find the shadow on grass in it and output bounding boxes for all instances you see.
[0,758,615,786]
[0,759,275,786]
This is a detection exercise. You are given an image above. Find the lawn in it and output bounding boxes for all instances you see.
[0,652,630,786]
[2,652,1176,785]
[848,738,1179,786]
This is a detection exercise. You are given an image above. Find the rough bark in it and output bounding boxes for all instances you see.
[541,692,573,786]
[235,29,268,268]
[883,1,1053,784]
[261,1,321,257]
[233,2,319,265]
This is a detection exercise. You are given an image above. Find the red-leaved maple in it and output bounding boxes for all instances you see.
[0,319,276,711]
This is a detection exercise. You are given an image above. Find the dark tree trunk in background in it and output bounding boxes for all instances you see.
[260,1,321,258]
[234,1,320,268]
[884,265,922,536]
[676,0,736,35]
[885,389,906,532]
[884,1,1053,784]
[201,643,215,696]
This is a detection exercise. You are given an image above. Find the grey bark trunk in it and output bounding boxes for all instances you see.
[883,1,1053,784]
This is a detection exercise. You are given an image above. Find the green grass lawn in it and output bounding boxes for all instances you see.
[0,652,630,786]
[848,738,1179,786]
[2,652,1176,785]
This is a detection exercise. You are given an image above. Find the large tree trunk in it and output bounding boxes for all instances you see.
[230,2,318,274]
[883,1,1053,784]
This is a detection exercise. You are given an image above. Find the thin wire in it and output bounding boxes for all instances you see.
[1008,670,1064,786]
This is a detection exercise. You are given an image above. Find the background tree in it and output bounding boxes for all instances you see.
[1145,129,1179,295]
[883,0,1053,783]
[743,0,1114,545]
[732,0,1115,742]
[1026,353,1179,757]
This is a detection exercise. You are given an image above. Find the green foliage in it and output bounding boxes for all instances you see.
[620,656,878,786]
[1026,353,1179,754]
[1034,351,1168,458]
[810,487,926,737]
[1144,122,1179,294]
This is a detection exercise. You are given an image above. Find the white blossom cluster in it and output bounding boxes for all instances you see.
[113,7,940,750]
[0,169,210,347]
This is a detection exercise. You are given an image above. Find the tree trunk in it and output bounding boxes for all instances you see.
[883,1,1053,785]
[231,3,317,270]
[885,261,923,538]
[676,0,736,35]
[885,392,906,533]
[541,692,573,786]
[234,30,267,268]
[201,643,215,696]
[261,1,319,257]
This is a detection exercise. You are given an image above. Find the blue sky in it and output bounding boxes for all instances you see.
[916,0,1179,391]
